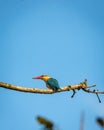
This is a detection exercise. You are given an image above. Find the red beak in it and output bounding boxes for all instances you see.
[32,76,42,80]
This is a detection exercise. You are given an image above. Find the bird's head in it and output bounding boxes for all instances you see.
[32,75,51,81]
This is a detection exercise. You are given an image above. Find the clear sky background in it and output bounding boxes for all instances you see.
[0,0,104,130]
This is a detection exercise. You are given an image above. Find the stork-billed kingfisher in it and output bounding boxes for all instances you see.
[32,75,60,91]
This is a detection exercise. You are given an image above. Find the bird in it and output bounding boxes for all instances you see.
[32,75,60,91]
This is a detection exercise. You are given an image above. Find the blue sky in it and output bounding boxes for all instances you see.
[0,0,104,130]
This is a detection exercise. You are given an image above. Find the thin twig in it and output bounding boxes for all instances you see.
[87,85,96,88]
[96,93,101,103]
[71,89,76,98]
[82,88,104,94]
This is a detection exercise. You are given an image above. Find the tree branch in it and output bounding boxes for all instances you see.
[0,80,86,94]
[0,80,104,103]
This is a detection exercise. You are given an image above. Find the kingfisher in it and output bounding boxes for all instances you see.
[32,75,60,91]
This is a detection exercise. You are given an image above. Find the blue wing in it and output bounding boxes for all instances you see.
[46,78,60,90]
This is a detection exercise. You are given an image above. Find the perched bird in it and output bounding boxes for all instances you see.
[32,75,60,91]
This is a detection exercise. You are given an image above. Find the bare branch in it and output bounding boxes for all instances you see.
[82,88,103,103]
[0,80,104,103]
[82,88,104,94]
[96,93,101,103]
[0,81,86,94]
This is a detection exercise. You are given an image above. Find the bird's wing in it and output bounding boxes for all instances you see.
[47,78,60,89]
